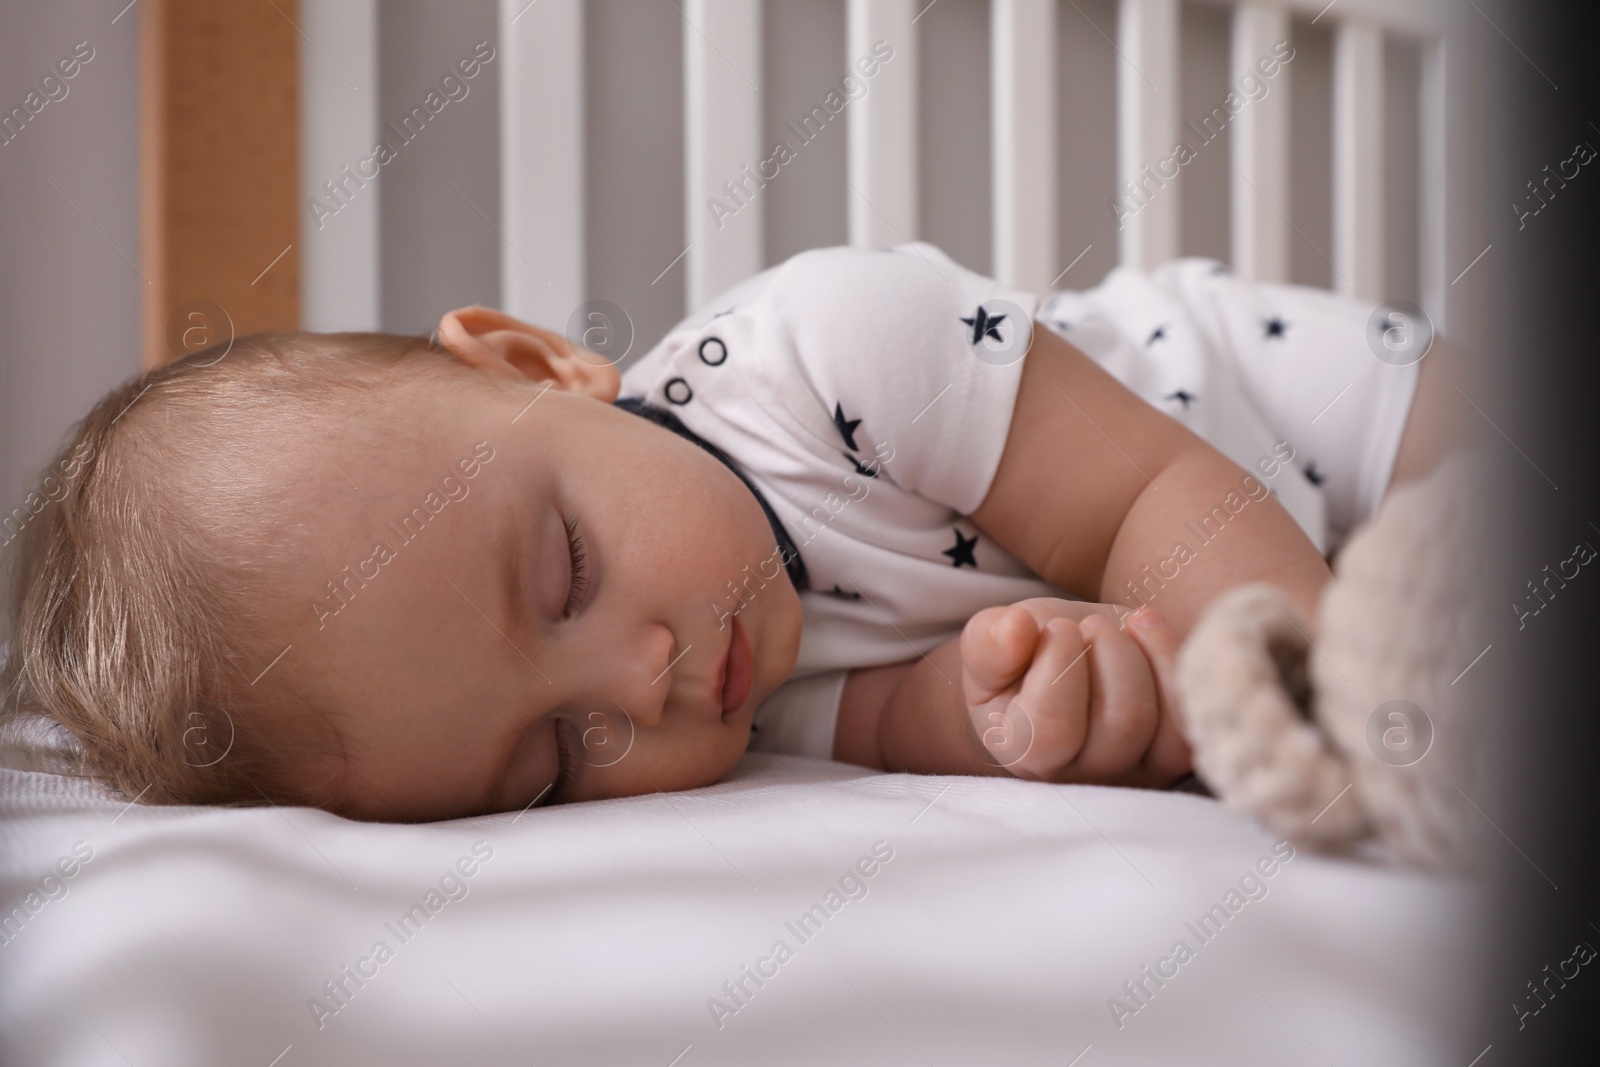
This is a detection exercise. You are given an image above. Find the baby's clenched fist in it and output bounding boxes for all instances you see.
[959,598,1192,787]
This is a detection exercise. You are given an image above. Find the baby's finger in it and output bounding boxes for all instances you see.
[1125,607,1194,784]
[1006,597,1124,629]
[961,604,1039,708]
[1069,614,1160,781]
[1005,618,1091,779]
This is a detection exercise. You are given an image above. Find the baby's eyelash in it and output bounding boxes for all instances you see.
[563,514,588,616]
[550,720,577,805]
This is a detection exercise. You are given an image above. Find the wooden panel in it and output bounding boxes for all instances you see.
[1332,20,1384,301]
[500,0,584,325]
[991,0,1058,292]
[140,0,300,368]
[1229,3,1291,282]
[847,0,917,248]
[684,0,763,310]
[1116,0,1179,268]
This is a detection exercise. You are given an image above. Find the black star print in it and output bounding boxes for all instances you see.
[844,453,878,478]
[960,306,1007,345]
[1263,316,1288,340]
[1146,324,1168,345]
[828,584,863,601]
[943,528,979,568]
[832,401,862,452]
[1303,461,1325,486]
[1165,389,1197,408]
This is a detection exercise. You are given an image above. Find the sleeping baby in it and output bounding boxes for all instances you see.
[0,242,1458,821]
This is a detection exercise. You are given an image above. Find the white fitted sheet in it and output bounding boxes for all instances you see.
[0,751,1484,1066]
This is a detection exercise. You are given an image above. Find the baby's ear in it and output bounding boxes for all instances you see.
[436,305,620,401]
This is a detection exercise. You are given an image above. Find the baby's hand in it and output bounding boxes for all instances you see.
[960,598,1192,787]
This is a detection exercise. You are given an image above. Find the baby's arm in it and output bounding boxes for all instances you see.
[834,598,1190,785]
[975,321,1331,634]
[834,323,1332,781]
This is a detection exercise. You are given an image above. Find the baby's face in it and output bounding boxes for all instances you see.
[270,354,803,821]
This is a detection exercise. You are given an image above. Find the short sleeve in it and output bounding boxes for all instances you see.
[749,669,849,759]
[752,242,1041,516]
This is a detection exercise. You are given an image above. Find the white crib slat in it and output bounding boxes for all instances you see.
[1332,21,1384,301]
[992,0,1058,293]
[299,0,379,331]
[499,0,584,325]
[847,0,917,249]
[1420,34,1467,338]
[684,0,762,311]
[1117,0,1180,268]
[1229,4,1291,282]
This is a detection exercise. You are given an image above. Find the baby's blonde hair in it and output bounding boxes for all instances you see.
[0,330,477,809]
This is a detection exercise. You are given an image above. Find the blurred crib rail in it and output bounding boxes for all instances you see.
[298,0,1470,342]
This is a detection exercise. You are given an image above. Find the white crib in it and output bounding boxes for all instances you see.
[300,0,1470,344]
[509,0,1464,312]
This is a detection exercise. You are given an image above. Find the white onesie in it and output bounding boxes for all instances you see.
[616,242,1420,761]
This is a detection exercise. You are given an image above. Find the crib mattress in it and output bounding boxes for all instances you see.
[0,752,1483,1066]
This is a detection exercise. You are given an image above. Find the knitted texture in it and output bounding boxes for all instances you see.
[1177,456,1488,869]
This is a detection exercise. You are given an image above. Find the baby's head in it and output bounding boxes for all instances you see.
[0,307,802,821]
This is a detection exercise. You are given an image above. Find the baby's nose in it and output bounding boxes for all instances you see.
[604,622,676,728]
